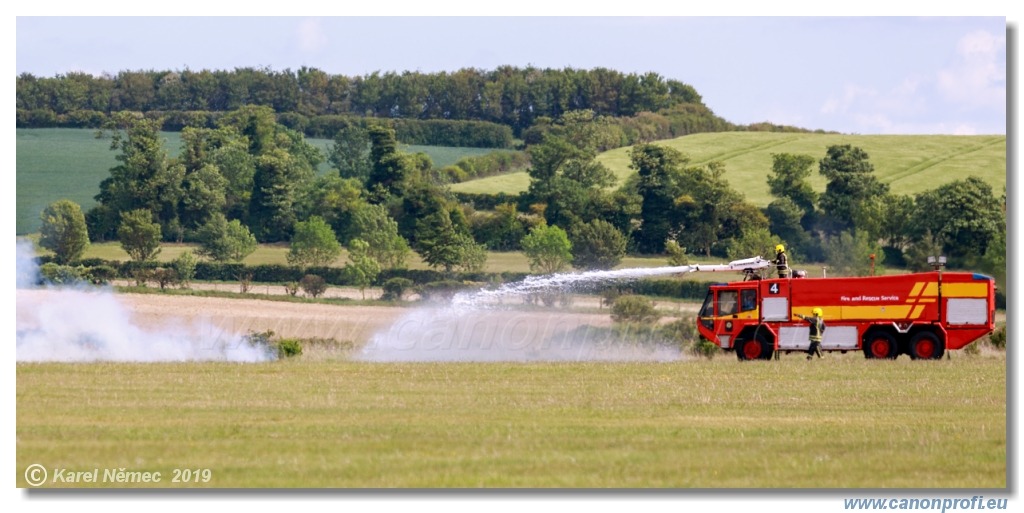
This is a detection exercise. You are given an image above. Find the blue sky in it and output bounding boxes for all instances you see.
[14,16,1008,135]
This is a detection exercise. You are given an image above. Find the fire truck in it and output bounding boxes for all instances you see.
[686,257,996,360]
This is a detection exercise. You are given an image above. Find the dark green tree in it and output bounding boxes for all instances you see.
[39,199,90,264]
[631,143,685,253]
[249,148,315,242]
[414,209,487,273]
[877,194,916,267]
[348,203,411,270]
[118,209,162,262]
[569,219,627,270]
[673,161,754,257]
[910,176,1004,264]
[329,124,372,184]
[287,216,342,269]
[196,213,257,263]
[95,113,183,235]
[295,175,365,238]
[817,145,889,237]
[524,111,616,228]
[366,125,410,201]
[767,153,818,216]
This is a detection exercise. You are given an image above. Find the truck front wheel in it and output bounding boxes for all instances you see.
[736,334,773,361]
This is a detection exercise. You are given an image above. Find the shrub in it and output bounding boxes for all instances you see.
[987,325,1006,350]
[610,295,660,324]
[39,263,85,285]
[381,277,414,301]
[690,339,720,359]
[151,268,178,290]
[300,274,328,298]
[275,339,303,358]
[418,280,468,302]
[172,251,198,288]
[84,265,118,285]
[284,282,300,296]
[238,272,253,294]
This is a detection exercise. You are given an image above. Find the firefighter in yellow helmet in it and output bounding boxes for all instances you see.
[772,244,790,278]
[796,308,825,359]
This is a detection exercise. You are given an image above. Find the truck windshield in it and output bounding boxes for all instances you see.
[699,290,715,318]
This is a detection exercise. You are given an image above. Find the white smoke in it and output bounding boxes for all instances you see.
[359,266,691,362]
[15,241,274,362]
[358,305,681,362]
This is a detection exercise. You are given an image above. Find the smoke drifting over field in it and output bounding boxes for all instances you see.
[359,267,690,362]
[15,242,273,362]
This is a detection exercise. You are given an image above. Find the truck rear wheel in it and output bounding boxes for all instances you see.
[736,334,773,361]
[863,330,898,359]
[909,331,945,360]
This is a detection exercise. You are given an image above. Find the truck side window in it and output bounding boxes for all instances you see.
[740,289,757,312]
[719,290,738,316]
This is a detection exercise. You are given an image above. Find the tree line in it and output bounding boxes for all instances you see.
[18,66,714,136]
[37,106,1005,288]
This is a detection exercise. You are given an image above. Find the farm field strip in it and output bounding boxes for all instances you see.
[16,357,1006,488]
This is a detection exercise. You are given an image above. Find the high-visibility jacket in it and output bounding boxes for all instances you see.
[807,316,825,342]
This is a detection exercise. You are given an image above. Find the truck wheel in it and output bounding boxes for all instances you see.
[736,334,773,361]
[863,331,897,359]
[909,331,945,360]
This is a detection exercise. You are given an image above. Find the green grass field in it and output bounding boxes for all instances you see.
[16,128,507,235]
[16,356,1005,488]
[452,132,1007,206]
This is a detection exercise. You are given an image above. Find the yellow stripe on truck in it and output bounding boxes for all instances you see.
[840,305,915,320]
[909,282,925,297]
[942,283,989,298]
[921,282,939,297]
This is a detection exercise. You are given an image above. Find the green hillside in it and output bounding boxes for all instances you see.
[451,132,1007,206]
[16,128,501,235]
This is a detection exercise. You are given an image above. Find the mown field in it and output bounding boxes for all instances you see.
[15,128,503,235]
[451,132,1007,206]
[16,356,1006,488]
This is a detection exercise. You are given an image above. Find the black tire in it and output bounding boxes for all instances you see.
[863,330,898,359]
[736,333,773,361]
[909,331,945,360]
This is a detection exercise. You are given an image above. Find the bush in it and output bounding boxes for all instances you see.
[690,339,721,359]
[38,263,85,285]
[275,339,303,358]
[84,265,118,285]
[381,277,414,301]
[418,280,469,302]
[284,282,300,296]
[988,325,1006,350]
[610,295,660,324]
[172,251,198,288]
[300,274,328,298]
[151,268,178,290]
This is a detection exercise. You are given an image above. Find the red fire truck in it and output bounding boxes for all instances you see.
[690,257,997,360]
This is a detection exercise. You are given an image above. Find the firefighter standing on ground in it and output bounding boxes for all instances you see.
[772,244,790,278]
[796,308,825,359]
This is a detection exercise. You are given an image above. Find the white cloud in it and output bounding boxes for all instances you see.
[936,30,1005,109]
[296,18,328,54]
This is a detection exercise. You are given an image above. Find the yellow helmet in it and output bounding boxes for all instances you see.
[812,308,823,317]
[775,244,785,253]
